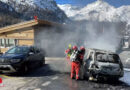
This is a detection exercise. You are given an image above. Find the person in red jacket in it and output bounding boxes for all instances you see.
[70,45,81,80]
[79,46,86,79]
[79,46,85,62]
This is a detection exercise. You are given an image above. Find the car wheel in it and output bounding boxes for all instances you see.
[18,65,28,75]
[40,57,45,66]
[40,60,45,67]
[24,65,28,73]
[84,71,90,80]
[39,61,43,66]
[43,59,45,64]
[83,74,88,80]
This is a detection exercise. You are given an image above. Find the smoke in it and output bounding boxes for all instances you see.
[34,21,125,57]
[83,21,121,51]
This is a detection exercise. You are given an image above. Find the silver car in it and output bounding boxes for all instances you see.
[84,48,124,81]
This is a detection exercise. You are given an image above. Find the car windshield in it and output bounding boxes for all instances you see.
[96,52,119,63]
[6,47,29,54]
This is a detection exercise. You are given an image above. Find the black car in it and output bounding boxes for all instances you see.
[0,46,45,74]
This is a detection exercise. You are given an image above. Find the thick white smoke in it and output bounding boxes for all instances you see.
[34,21,125,57]
[83,22,121,52]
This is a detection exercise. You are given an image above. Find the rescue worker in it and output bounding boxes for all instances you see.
[79,46,86,79]
[70,45,81,80]
[79,46,85,62]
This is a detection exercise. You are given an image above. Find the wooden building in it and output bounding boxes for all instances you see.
[0,19,61,53]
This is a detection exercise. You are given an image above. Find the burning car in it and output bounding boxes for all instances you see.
[83,48,124,81]
[0,46,45,74]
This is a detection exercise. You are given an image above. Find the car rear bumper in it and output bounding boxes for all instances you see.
[0,65,16,73]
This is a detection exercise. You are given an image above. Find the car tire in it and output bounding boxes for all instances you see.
[39,61,43,66]
[18,65,28,75]
[40,58,45,66]
[40,59,45,67]
[84,71,90,80]
[43,59,45,64]
[23,65,28,73]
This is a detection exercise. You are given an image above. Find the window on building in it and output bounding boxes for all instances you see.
[8,39,15,47]
[1,39,5,47]
[5,39,9,47]
[0,39,17,47]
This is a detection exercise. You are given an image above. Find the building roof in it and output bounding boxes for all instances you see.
[0,19,62,35]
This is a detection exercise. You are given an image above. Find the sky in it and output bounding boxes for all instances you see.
[55,0,130,7]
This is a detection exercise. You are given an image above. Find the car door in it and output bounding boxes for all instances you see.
[85,51,94,70]
[33,47,44,66]
[27,47,38,68]
[34,47,42,61]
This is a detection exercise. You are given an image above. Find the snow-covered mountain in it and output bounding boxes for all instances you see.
[0,1,22,27]
[58,0,130,23]
[0,0,68,23]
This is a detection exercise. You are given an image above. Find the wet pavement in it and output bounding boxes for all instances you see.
[0,58,130,90]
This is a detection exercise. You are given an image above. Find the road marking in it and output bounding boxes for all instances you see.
[51,76,59,80]
[34,88,41,90]
[42,81,51,86]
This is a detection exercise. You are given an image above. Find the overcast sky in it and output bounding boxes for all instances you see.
[55,0,130,7]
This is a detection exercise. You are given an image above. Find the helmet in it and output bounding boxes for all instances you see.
[80,46,85,51]
[72,45,78,50]
[68,44,72,49]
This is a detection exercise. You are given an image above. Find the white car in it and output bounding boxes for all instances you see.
[83,48,124,81]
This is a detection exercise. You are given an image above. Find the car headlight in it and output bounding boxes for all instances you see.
[10,59,21,63]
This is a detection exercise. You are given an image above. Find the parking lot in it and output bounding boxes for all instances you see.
[0,58,129,90]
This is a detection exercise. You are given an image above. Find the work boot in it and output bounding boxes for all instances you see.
[76,77,79,81]
[71,77,74,79]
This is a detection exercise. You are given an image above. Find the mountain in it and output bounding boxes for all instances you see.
[0,1,22,27]
[0,0,68,27]
[57,4,81,17]
[58,0,130,23]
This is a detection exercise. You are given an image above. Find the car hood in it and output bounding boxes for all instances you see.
[0,53,27,59]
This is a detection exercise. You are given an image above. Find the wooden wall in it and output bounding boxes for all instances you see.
[18,39,34,45]
[0,29,34,53]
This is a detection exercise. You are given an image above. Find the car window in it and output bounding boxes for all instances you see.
[6,47,29,54]
[88,52,93,60]
[96,52,119,63]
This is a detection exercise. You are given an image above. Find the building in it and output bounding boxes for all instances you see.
[0,19,62,54]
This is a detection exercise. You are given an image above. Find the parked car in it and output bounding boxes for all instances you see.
[83,48,124,81]
[0,45,45,74]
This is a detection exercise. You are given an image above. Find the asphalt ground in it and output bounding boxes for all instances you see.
[0,58,130,90]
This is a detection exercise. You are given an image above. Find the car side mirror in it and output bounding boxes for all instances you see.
[29,52,34,55]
